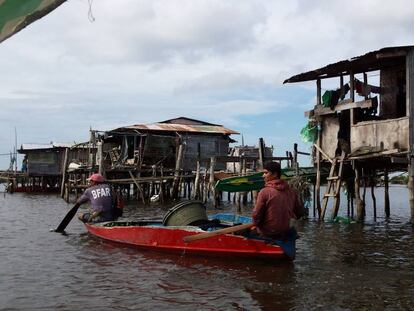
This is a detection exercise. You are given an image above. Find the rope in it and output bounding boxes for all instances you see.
[88,0,95,22]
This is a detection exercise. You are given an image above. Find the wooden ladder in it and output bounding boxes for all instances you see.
[320,151,346,220]
[108,148,121,164]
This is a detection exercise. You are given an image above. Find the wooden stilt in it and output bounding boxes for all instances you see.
[384,168,390,217]
[172,143,184,199]
[209,157,217,207]
[355,164,364,221]
[128,171,145,205]
[60,148,69,198]
[193,161,201,199]
[370,175,377,219]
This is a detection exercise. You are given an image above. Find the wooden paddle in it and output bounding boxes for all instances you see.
[53,203,80,233]
[183,223,253,243]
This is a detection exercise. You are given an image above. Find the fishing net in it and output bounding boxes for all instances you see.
[300,122,318,143]
[288,176,312,211]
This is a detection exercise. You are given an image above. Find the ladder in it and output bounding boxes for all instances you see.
[320,151,346,220]
[108,148,121,164]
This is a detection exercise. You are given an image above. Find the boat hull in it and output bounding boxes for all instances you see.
[85,222,291,260]
[215,166,329,192]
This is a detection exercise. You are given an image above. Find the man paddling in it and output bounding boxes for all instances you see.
[76,173,115,223]
[251,161,304,239]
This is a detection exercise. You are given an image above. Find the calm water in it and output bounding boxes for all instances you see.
[1,186,414,310]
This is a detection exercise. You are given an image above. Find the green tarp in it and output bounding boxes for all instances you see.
[0,0,66,43]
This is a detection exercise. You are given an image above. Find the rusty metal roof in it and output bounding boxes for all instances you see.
[284,45,414,84]
[19,142,83,152]
[113,123,239,135]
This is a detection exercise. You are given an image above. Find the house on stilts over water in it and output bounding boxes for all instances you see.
[62,117,239,203]
[284,45,414,221]
[6,142,90,192]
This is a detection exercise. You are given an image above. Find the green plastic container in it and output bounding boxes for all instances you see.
[163,201,207,226]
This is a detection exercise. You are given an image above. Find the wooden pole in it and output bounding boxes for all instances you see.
[370,175,377,219]
[128,171,145,205]
[193,143,201,200]
[172,143,184,199]
[293,143,298,175]
[355,164,364,221]
[97,141,105,176]
[316,78,322,218]
[202,165,208,203]
[315,139,322,219]
[193,161,201,200]
[242,157,247,204]
[60,148,69,198]
[407,49,414,222]
[258,137,265,169]
[362,169,366,217]
[350,71,356,125]
[209,156,217,207]
[384,168,390,217]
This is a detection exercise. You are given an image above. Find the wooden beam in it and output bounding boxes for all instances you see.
[306,97,377,117]
[347,148,403,160]
[316,79,321,105]
[407,48,414,221]
[376,51,407,59]
[215,155,291,162]
[313,143,334,164]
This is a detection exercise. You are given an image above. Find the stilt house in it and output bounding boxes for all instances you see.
[284,45,414,221]
[101,117,238,173]
[18,142,89,176]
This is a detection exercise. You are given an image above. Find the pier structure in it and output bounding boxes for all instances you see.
[60,117,301,206]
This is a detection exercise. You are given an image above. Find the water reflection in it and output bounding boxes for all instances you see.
[2,190,414,310]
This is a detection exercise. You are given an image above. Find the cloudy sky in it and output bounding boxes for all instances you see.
[1,0,414,169]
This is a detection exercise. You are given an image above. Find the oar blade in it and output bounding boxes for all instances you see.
[54,204,79,233]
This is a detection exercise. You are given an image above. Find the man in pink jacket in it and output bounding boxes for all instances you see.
[252,161,304,239]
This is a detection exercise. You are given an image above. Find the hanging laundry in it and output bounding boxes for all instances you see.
[354,78,381,97]
[322,83,350,109]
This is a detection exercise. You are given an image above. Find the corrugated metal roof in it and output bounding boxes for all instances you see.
[114,123,239,135]
[20,142,75,151]
[284,45,414,84]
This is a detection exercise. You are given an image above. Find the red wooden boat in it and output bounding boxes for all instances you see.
[84,218,295,260]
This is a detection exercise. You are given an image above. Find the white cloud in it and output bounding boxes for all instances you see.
[1,0,414,168]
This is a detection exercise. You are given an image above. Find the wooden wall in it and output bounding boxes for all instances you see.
[321,116,340,158]
[350,116,409,152]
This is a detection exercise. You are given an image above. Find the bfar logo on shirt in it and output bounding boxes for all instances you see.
[91,187,111,199]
